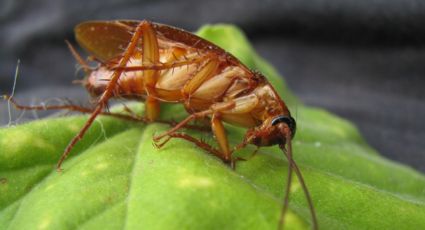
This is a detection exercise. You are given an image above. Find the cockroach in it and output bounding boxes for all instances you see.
[4,20,318,229]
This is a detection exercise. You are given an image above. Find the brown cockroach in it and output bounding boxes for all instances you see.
[5,20,318,229]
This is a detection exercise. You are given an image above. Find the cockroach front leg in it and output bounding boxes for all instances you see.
[154,133,223,159]
[153,110,240,168]
[154,130,236,167]
[155,131,250,170]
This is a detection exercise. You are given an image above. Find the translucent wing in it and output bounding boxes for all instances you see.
[75,21,135,61]
[75,20,243,65]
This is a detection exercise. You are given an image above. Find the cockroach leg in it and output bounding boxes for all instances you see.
[145,96,160,121]
[188,117,212,132]
[140,21,160,121]
[182,59,219,98]
[153,109,213,142]
[56,20,151,171]
[4,95,213,136]
[3,95,147,123]
[155,119,211,133]
[155,132,228,163]
[4,95,92,114]
[118,102,209,132]
[154,110,238,166]
[153,102,235,142]
[211,113,231,162]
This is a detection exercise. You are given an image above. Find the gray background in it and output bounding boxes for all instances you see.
[1,0,424,172]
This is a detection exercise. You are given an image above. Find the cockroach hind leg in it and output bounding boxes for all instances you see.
[3,96,145,123]
[54,20,147,171]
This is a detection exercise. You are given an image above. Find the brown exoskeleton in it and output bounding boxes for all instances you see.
[4,20,318,229]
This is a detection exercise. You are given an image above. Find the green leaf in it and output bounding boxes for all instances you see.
[1,24,425,230]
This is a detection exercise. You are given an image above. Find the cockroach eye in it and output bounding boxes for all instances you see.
[271,115,296,138]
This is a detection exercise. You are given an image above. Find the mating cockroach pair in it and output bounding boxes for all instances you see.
[5,20,318,229]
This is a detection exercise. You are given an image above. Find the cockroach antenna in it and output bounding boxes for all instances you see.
[278,141,293,230]
[278,132,318,230]
[66,40,91,74]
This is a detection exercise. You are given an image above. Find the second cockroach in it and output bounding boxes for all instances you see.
[5,20,318,229]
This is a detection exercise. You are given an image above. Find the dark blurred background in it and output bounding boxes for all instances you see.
[1,0,424,172]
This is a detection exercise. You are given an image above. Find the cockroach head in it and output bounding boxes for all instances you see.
[245,115,296,147]
[271,115,296,138]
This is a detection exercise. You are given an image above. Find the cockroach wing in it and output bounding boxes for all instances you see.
[75,20,244,65]
[75,21,135,61]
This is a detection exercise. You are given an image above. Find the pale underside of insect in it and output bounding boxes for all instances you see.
[5,20,317,230]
